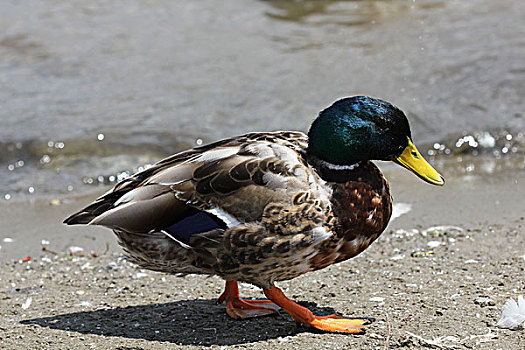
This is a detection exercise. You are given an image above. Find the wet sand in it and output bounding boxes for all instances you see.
[1,166,523,349]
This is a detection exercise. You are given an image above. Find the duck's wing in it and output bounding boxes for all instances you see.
[64,131,318,236]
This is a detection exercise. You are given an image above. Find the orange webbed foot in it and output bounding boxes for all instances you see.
[310,314,373,334]
[225,299,282,319]
[263,286,373,334]
[218,281,281,319]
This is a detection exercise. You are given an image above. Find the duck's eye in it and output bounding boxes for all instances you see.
[411,151,419,159]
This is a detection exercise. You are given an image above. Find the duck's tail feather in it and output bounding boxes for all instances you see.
[63,192,123,225]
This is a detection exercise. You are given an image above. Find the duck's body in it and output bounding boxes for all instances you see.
[69,131,391,288]
[65,96,443,333]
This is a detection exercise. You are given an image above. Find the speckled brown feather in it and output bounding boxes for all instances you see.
[185,191,335,287]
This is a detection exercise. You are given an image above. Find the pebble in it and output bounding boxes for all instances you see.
[106,261,118,270]
[412,250,434,258]
[427,241,441,248]
[49,199,61,206]
[391,229,419,238]
[76,301,92,307]
[443,336,460,343]
[424,225,465,236]
[474,297,495,307]
[68,246,84,255]
[134,272,149,279]
[369,296,385,302]
[390,254,405,260]
[21,297,32,310]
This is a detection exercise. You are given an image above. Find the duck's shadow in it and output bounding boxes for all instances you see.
[21,299,337,345]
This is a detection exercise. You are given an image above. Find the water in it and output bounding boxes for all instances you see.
[1,0,524,200]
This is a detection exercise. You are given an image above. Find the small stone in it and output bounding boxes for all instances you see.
[424,225,464,236]
[49,199,61,206]
[134,272,149,279]
[67,246,84,255]
[411,250,434,258]
[427,241,441,248]
[21,297,32,310]
[369,296,385,302]
[474,297,495,307]
[390,254,405,260]
[106,261,118,270]
[443,336,460,342]
[76,301,92,307]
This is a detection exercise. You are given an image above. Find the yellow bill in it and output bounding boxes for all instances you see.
[394,138,445,186]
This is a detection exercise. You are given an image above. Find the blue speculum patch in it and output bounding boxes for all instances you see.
[164,211,226,244]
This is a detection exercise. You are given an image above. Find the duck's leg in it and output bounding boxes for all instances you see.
[263,286,372,334]
[217,280,281,319]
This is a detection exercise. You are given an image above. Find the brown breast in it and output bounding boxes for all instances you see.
[308,161,392,270]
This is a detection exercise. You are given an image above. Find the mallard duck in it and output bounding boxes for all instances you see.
[64,96,444,334]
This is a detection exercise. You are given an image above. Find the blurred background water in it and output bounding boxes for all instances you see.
[1,0,524,200]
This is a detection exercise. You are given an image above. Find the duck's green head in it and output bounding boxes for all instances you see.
[308,96,444,186]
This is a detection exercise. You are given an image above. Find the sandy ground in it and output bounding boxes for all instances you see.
[1,167,524,349]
